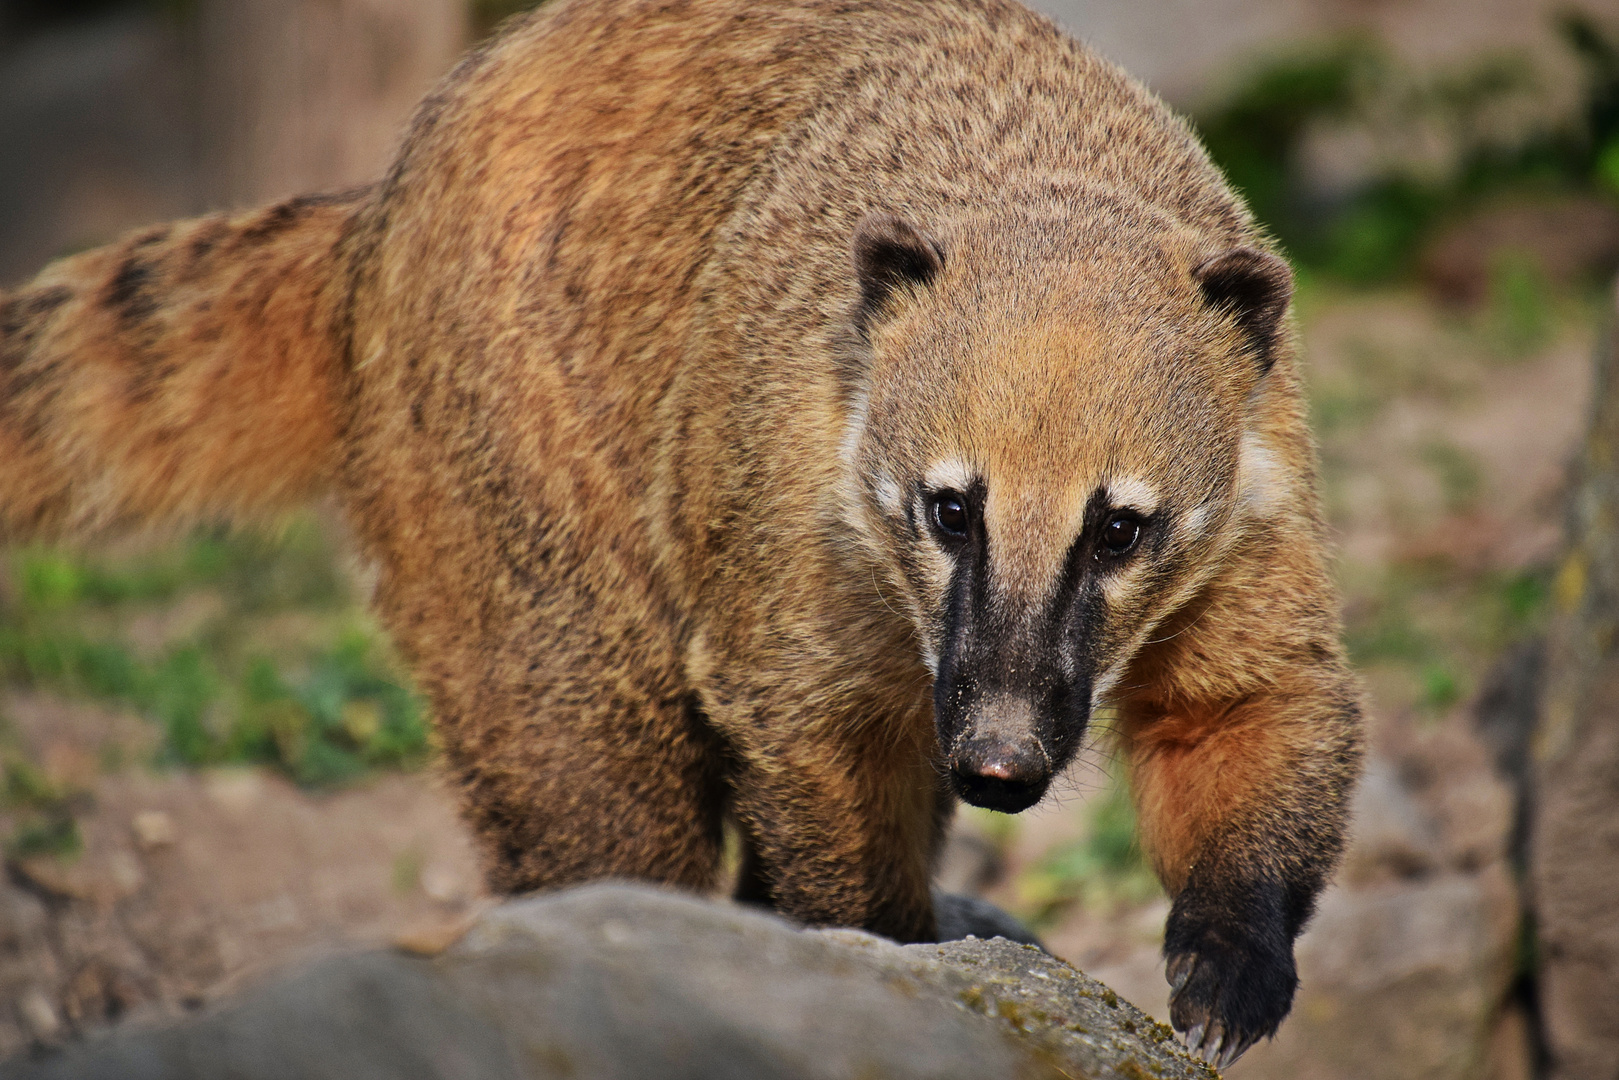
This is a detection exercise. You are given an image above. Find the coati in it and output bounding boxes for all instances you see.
[0,0,1362,1066]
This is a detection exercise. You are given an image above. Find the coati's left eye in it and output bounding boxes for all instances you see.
[1101,513,1142,554]
[930,492,970,538]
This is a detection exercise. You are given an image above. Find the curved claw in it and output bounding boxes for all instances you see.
[1168,955,1263,1073]
[1177,1012,1260,1073]
[1215,1033,1254,1071]
[1167,951,1196,995]
[1164,916,1295,1071]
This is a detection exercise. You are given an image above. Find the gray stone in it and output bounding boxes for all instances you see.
[0,884,1211,1080]
[1531,282,1619,1080]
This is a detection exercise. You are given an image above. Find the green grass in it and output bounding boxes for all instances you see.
[1484,251,1556,359]
[1013,771,1163,927]
[0,518,430,788]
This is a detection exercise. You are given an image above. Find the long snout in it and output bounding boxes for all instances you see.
[946,693,1057,813]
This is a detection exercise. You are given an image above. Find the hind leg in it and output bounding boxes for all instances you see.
[440,684,729,894]
[350,484,729,893]
[717,716,948,943]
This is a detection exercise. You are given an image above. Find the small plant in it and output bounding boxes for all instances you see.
[1420,662,1462,711]
[0,747,83,859]
[236,635,431,786]
[1014,772,1162,927]
[1484,250,1554,358]
[0,520,429,787]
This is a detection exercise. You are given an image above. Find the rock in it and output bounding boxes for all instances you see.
[0,884,1212,1080]
[1340,755,1447,885]
[1530,281,1619,1080]
[10,852,143,907]
[16,991,59,1044]
[391,911,481,957]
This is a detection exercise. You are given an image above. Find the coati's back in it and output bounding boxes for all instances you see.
[334,0,1258,605]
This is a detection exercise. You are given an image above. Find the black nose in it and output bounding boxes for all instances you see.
[949,741,1051,814]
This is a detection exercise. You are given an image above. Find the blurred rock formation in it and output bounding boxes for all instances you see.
[0,0,466,285]
[197,0,466,209]
[1531,283,1619,1080]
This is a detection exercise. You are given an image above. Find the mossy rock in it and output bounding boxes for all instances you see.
[1,884,1213,1080]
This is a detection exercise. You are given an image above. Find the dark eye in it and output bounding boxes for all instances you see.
[930,491,970,538]
[1101,513,1142,554]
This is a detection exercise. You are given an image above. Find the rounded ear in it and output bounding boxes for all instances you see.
[1194,247,1293,373]
[850,211,945,336]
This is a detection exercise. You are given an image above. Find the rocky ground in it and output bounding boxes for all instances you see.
[0,697,486,1057]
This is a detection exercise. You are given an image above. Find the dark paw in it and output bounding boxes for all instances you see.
[931,889,1045,949]
[1163,882,1300,1070]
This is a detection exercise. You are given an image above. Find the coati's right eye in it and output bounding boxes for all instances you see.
[1101,513,1143,554]
[930,492,970,538]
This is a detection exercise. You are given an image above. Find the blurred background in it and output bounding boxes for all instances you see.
[2,0,1619,1077]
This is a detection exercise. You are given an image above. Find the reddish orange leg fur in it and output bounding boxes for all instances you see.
[1114,527,1362,1061]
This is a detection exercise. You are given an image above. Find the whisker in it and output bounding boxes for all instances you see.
[1141,605,1212,647]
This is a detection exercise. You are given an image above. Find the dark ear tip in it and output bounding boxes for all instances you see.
[1193,246,1292,311]
[1194,246,1294,370]
[850,211,945,334]
[851,211,945,274]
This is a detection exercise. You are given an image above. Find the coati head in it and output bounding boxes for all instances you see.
[839,202,1293,814]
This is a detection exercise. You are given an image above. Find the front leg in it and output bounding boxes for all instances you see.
[1124,685,1360,1067]
[1117,534,1363,1067]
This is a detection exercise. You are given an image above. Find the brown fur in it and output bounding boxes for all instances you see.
[0,0,1361,1059]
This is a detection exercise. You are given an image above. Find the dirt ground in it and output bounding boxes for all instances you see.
[0,692,485,1057]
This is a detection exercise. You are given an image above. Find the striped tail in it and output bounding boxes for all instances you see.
[0,189,369,540]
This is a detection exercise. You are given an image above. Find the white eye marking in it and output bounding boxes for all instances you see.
[1177,502,1213,542]
[1097,558,1149,608]
[920,641,940,676]
[1237,431,1288,518]
[1104,476,1159,515]
[923,457,974,494]
[1090,664,1125,710]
